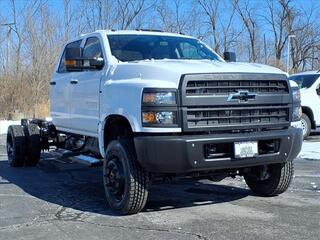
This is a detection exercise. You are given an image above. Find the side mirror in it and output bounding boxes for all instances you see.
[65,47,104,71]
[316,87,320,96]
[223,51,236,62]
[65,47,82,71]
[87,58,104,70]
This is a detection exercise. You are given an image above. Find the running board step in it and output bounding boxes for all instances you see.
[71,155,102,167]
[51,149,102,167]
[61,150,88,158]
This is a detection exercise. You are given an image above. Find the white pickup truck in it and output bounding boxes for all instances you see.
[7,30,303,214]
[289,71,320,139]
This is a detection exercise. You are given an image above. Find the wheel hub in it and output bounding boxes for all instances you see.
[105,158,125,202]
[301,119,307,135]
[7,142,13,163]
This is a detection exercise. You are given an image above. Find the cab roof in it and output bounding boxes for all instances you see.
[290,70,320,76]
[81,29,195,39]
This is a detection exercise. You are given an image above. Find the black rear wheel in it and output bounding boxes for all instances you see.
[103,140,150,215]
[23,124,41,166]
[7,125,26,167]
[244,162,294,196]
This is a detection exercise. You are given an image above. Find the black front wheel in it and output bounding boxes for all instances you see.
[103,140,150,215]
[244,162,294,196]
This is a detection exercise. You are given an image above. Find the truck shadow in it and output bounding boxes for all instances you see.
[0,155,250,216]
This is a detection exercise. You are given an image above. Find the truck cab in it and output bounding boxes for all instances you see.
[7,30,303,214]
[289,71,320,139]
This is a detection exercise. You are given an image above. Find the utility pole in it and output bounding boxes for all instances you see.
[287,35,296,73]
[0,23,15,72]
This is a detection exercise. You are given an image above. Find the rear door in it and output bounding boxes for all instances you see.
[50,40,82,130]
[69,36,105,135]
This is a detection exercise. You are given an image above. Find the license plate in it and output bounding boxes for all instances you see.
[234,141,258,158]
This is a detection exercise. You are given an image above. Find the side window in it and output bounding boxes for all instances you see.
[83,37,104,60]
[82,37,104,70]
[58,40,82,73]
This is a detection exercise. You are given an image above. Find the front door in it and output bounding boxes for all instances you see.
[69,37,105,135]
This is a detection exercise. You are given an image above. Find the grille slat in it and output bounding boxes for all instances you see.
[186,80,288,96]
[187,114,288,121]
[186,105,289,129]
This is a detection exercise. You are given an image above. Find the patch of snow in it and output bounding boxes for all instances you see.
[0,120,21,134]
[298,141,320,160]
[45,117,52,122]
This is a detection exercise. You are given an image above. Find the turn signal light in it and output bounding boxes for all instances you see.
[66,60,77,66]
[142,112,157,123]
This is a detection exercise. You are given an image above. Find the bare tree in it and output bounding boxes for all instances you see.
[198,0,220,53]
[290,4,320,72]
[63,0,74,40]
[116,0,146,29]
[24,2,63,117]
[155,0,190,33]
[263,0,296,67]
[9,0,24,73]
[233,0,259,62]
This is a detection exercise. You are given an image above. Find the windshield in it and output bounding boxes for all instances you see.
[107,34,221,62]
[288,74,319,89]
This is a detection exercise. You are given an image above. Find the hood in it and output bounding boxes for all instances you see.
[110,59,287,88]
[137,59,285,74]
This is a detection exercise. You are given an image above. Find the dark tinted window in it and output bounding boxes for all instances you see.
[83,37,104,59]
[58,40,82,73]
[107,34,221,62]
[289,74,320,89]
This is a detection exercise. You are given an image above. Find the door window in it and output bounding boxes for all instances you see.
[83,37,104,69]
[83,37,103,58]
[58,40,82,73]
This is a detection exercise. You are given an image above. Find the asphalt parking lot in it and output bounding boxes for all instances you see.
[0,133,319,240]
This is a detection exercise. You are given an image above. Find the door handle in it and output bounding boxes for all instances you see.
[70,79,78,84]
[50,81,56,85]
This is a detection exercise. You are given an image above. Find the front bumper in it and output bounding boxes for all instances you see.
[134,127,303,173]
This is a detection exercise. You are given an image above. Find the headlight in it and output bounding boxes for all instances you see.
[292,106,302,121]
[292,88,301,102]
[142,91,176,105]
[142,111,177,125]
[142,89,178,127]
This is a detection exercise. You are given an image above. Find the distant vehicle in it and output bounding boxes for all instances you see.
[7,30,303,215]
[289,71,320,139]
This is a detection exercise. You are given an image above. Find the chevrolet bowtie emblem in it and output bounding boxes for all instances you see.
[227,90,257,102]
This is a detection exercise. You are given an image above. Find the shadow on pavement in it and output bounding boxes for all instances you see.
[305,130,320,142]
[0,154,250,215]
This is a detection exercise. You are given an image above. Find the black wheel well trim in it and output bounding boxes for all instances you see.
[103,114,134,150]
[302,106,316,129]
